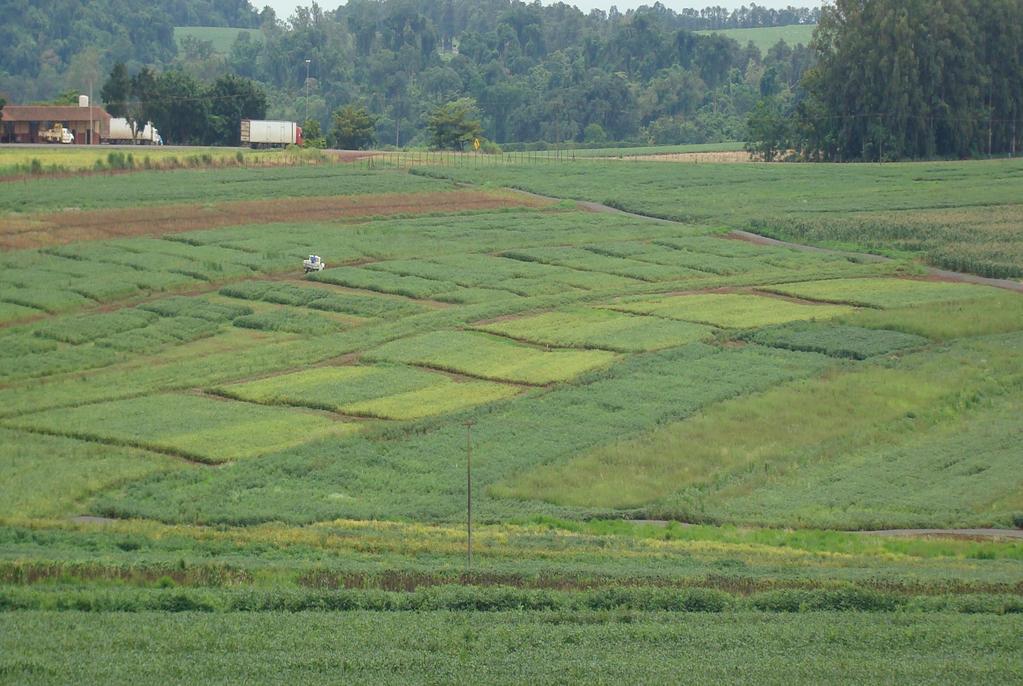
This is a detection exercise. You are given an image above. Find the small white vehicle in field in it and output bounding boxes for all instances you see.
[303,255,325,273]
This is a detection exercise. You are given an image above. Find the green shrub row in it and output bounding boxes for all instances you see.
[1,585,1020,615]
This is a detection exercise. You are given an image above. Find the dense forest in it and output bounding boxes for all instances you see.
[0,0,818,148]
[751,0,1023,161]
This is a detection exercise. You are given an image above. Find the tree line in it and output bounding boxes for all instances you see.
[3,0,816,149]
[100,64,267,145]
[748,0,1023,161]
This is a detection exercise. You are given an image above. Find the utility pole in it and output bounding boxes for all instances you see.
[88,79,93,145]
[304,59,311,125]
[465,419,475,574]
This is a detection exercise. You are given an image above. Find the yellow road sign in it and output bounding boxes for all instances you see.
[473,138,481,151]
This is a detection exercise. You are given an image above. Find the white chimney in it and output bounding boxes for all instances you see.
[79,94,89,108]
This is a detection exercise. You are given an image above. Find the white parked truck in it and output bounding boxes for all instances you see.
[39,123,74,144]
[303,255,325,273]
[107,118,162,145]
[241,119,303,148]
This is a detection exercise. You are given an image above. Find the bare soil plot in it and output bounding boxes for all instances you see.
[0,189,550,251]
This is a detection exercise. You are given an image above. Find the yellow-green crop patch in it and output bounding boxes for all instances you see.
[366,331,618,384]
[607,293,854,328]
[5,394,355,464]
[0,428,184,519]
[344,380,520,420]
[761,278,1002,308]
[217,364,520,420]
[475,308,714,352]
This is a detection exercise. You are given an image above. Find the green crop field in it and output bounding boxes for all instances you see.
[217,364,520,420]
[607,292,855,328]
[697,24,817,52]
[366,330,619,384]
[0,145,282,178]
[475,307,714,352]
[0,152,1021,682]
[174,26,262,53]
[761,277,1003,308]
[417,158,1023,279]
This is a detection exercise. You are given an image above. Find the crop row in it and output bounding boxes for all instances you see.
[4,584,1022,615]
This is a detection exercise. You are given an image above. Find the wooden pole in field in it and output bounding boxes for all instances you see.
[465,419,475,574]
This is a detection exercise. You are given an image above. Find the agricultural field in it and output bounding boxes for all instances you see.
[697,24,817,52]
[0,145,286,178]
[0,153,1021,682]
[420,157,1023,279]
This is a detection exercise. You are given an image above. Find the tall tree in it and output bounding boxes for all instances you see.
[792,0,1023,160]
[205,74,267,146]
[100,63,131,120]
[427,97,483,149]
[330,104,377,149]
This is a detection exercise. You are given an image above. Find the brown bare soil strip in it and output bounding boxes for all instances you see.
[0,189,551,251]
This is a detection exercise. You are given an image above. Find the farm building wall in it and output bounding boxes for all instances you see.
[1,105,112,144]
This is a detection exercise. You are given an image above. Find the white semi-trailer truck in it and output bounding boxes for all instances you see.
[240,120,303,148]
[106,118,162,145]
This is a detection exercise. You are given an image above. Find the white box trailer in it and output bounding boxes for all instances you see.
[107,118,162,145]
[240,119,303,148]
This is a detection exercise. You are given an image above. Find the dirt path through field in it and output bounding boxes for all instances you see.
[505,188,1023,294]
[0,189,551,251]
